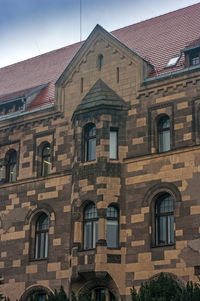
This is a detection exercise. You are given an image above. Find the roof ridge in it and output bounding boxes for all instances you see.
[1,2,199,71]
[111,2,200,34]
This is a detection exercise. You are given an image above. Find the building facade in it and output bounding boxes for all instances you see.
[1,3,200,300]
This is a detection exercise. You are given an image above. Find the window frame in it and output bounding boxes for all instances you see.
[0,161,2,182]
[6,149,17,183]
[34,213,49,260]
[190,50,200,66]
[155,193,174,246]
[97,54,104,70]
[106,205,119,249]
[84,124,96,162]
[157,115,170,153]
[109,128,118,160]
[83,202,98,250]
[41,143,51,177]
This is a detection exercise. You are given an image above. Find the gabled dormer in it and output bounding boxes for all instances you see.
[0,83,48,121]
[183,38,200,68]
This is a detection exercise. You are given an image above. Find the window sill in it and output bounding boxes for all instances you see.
[107,246,121,250]
[29,258,48,262]
[151,243,175,249]
[80,160,97,166]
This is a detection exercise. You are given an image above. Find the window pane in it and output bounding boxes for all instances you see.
[89,126,96,137]
[93,220,98,248]
[157,195,173,214]
[110,131,117,159]
[9,163,17,182]
[35,234,39,259]
[45,232,48,258]
[42,145,51,176]
[95,289,106,301]
[159,130,170,152]
[40,233,45,258]
[168,215,174,244]
[107,220,118,248]
[84,203,97,219]
[88,138,96,161]
[84,222,92,249]
[107,206,118,218]
[38,294,46,301]
[37,215,49,230]
[157,216,166,245]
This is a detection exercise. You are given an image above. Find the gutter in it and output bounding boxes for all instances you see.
[0,103,54,122]
[143,64,200,84]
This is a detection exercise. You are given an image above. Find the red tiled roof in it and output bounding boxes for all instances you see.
[0,86,38,103]
[0,3,200,111]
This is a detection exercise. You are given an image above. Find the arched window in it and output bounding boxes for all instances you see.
[155,193,174,246]
[41,144,51,176]
[6,150,17,182]
[98,54,104,70]
[84,124,96,161]
[157,115,170,152]
[84,203,98,249]
[35,213,49,259]
[107,205,119,248]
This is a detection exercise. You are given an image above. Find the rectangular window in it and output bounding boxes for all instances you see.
[109,130,118,159]
[107,220,118,248]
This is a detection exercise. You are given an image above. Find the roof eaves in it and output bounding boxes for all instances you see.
[143,64,200,83]
[0,103,54,123]
[0,97,25,106]
[182,44,200,53]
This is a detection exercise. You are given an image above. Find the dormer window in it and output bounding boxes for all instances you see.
[0,99,24,117]
[190,50,200,66]
[5,104,13,114]
[183,44,200,68]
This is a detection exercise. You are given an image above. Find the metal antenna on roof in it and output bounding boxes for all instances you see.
[80,0,82,41]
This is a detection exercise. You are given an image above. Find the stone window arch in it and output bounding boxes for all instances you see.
[29,210,50,260]
[19,285,52,301]
[77,274,120,301]
[143,182,181,247]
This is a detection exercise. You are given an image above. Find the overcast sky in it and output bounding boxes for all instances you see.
[0,0,199,68]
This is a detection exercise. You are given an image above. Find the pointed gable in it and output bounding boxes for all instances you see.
[56,25,150,88]
[73,79,129,116]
